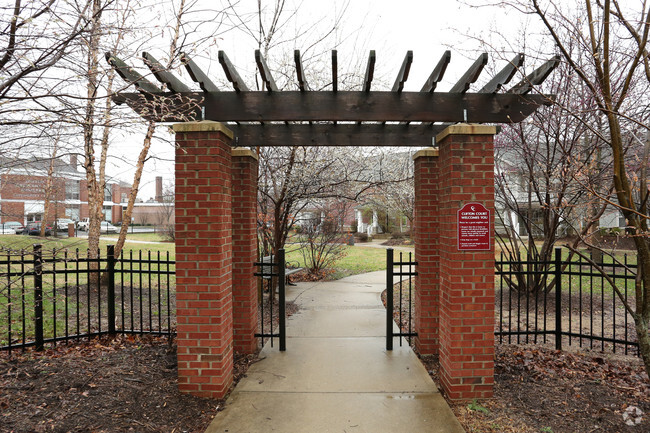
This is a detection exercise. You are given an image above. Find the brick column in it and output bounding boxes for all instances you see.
[173,121,234,399]
[231,148,259,354]
[413,149,440,355]
[437,124,496,401]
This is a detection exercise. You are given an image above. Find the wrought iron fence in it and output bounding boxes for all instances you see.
[386,248,418,350]
[0,244,175,353]
[496,248,638,355]
[254,250,286,351]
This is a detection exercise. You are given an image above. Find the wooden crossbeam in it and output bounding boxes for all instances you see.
[449,53,488,93]
[181,52,219,92]
[230,123,446,147]
[255,49,278,92]
[142,52,191,93]
[509,55,561,94]
[362,50,376,92]
[294,50,310,91]
[332,50,338,92]
[391,51,413,93]
[421,51,451,93]
[115,91,552,123]
[218,51,249,92]
[105,52,161,94]
[479,53,524,93]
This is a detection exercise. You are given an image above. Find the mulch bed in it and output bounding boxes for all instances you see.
[3,280,649,433]
[420,346,650,433]
[0,335,242,433]
[1,295,297,433]
[384,282,650,432]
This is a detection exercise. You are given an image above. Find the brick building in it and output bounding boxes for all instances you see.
[0,156,132,225]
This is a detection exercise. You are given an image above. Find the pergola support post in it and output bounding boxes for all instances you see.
[174,121,234,399]
[231,148,259,354]
[437,124,496,401]
[413,149,440,355]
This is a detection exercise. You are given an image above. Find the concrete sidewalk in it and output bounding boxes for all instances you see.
[205,271,465,433]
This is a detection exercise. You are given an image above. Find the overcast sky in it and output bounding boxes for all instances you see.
[123,0,541,200]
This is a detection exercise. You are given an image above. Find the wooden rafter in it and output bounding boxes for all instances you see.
[294,50,310,91]
[479,53,524,93]
[255,50,278,92]
[362,50,376,92]
[392,51,413,93]
[110,48,558,145]
[142,52,191,93]
[106,52,160,94]
[449,53,488,93]
[332,50,338,92]
[181,52,219,92]
[421,50,451,93]
[509,55,561,94]
[218,50,249,92]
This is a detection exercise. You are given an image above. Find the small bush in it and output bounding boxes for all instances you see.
[356,233,369,242]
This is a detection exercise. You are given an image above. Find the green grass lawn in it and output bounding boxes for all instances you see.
[0,234,174,257]
[285,244,414,280]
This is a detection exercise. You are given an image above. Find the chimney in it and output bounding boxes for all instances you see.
[155,176,163,203]
[70,154,77,169]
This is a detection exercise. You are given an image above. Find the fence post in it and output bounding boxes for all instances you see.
[555,247,562,351]
[386,248,394,351]
[33,244,44,351]
[107,245,116,334]
[278,249,286,352]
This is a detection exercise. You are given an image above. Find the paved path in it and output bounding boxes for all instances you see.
[205,271,465,433]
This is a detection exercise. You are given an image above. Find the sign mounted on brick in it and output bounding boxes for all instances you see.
[457,202,491,251]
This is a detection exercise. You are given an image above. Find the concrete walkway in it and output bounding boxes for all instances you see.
[205,271,465,433]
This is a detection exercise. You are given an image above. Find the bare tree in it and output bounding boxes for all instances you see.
[298,201,350,276]
[486,0,650,377]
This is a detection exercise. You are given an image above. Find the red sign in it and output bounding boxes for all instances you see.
[458,202,491,251]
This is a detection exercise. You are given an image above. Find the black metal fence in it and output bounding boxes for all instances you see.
[496,248,638,355]
[1,244,175,353]
[254,249,286,351]
[386,248,418,350]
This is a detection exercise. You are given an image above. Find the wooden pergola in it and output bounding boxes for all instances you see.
[108,49,558,146]
[107,48,559,402]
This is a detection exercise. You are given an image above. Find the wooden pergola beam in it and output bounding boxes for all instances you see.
[230,123,447,147]
[116,91,552,123]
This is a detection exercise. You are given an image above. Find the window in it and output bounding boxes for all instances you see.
[66,204,80,220]
[65,180,80,200]
[104,186,113,202]
[102,205,112,222]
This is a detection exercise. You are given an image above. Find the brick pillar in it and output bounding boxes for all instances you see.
[231,148,259,354]
[173,121,234,399]
[437,124,496,401]
[413,149,440,355]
